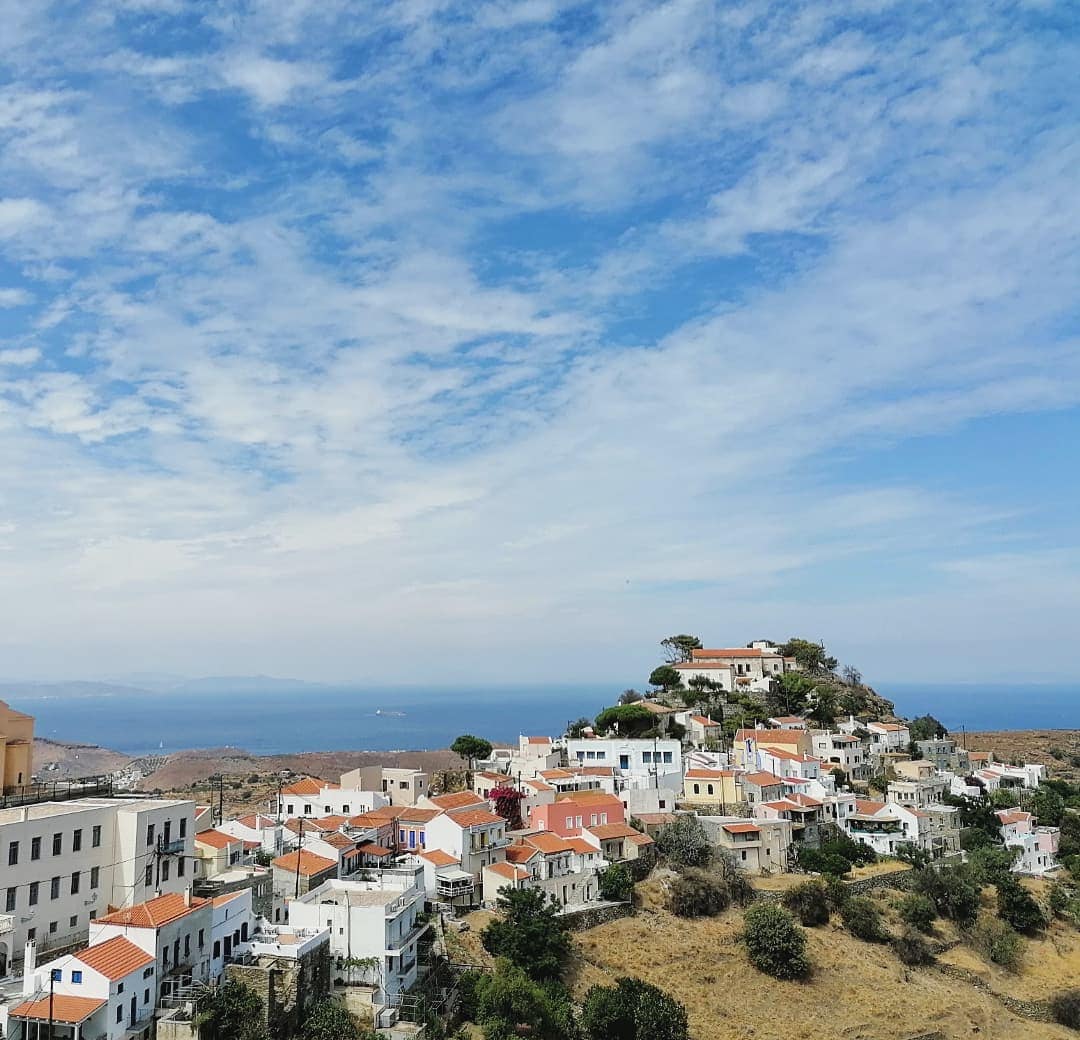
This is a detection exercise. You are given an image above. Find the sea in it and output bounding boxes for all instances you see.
[5,682,1079,759]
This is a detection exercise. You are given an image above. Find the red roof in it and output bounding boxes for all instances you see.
[359,844,393,857]
[741,771,785,788]
[272,849,337,876]
[588,823,643,840]
[11,996,106,1024]
[685,768,731,780]
[419,849,457,866]
[525,736,552,745]
[722,822,760,834]
[449,807,503,827]
[196,829,240,849]
[506,844,540,864]
[97,892,207,929]
[693,647,777,659]
[281,777,337,796]
[735,729,805,745]
[524,832,575,854]
[487,862,529,881]
[76,936,154,980]
[428,791,485,810]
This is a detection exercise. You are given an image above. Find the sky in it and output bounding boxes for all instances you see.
[0,1,1078,687]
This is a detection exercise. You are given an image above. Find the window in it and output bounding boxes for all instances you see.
[92,825,102,848]
[8,841,18,866]
[184,935,190,959]
[90,866,100,889]
[71,872,80,894]
[50,876,60,900]
[117,983,124,994]
[49,921,58,934]
[52,833,62,856]
[324,805,331,813]
[161,860,170,882]
[144,988,150,1004]
[145,864,153,886]
[29,881,38,905]
[286,804,294,814]
[146,823,155,846]
[740,850,747,861]
[693,783,700,794]
[213,940,221,959]
[142,967,154,979]
[659,799,667,809]
[116,1006,124,1024]
[707,784,714,796]
[342,804,350,813]
[179,817,187,839]
[662,752,673,764]
[69,915,78,927]
[72,829,82,852]
[198,929,205,949]
[596,751,606,760]
[51,969,62,982]
[178,858,185,877]
[31,836,41,860]
[303,804,312,815]
[89,911,96,921]
[72,970,83,984]
[27,928,35,941]
[642,751,651,763]
[5,888,14,912]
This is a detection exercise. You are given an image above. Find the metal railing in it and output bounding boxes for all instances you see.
[0,777,115,809]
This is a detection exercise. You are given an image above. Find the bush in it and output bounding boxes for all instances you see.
[967,845,1017,886]
[782,881,830,927]
[598,863,634,903]
[668,870,730,918]
[842,895,889,942]
[743,903,810,980]
[796,847,851,876]
[713,848,755,907]
[912,865,981,926]
[1052,989,1080,1030]
[893,929,936,966]
[969,917,1023,971]
[655,814,713,868]
[581,977,689,1040]
[1050,882,1073,917]
[898,893,937,933]
[996,875,1047,934]
[823,873,849,911]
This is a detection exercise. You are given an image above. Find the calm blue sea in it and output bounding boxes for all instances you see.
[6,682,1078,758]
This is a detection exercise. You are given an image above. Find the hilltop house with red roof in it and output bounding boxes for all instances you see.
[674,641,799,692]
[424,803,509,895]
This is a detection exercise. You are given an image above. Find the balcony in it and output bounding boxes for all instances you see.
[0,913,14,935]
[158,838,186,855]
[386,921,430,956]
[436,874,475,898]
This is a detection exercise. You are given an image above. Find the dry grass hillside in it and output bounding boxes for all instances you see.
[456,876,1080,1040]
[967,730,1080,782]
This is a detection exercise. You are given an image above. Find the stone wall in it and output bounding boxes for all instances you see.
[841,869,915,896]
[934,962,1054,1022]
[225,944,333,1039]
[561,902,635,932]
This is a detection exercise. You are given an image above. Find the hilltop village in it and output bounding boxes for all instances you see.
[2,638,1080,1040]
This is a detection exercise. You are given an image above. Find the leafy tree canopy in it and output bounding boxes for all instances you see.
[299,999,369,1040]
[481,888,570,982]
[594,703,655,737]
[619,688,644,704]
[654,813,713,868]
[648,664,684,691]
[743,903,810,980]
[908,714,949,742]
[660,634,702,663]
[581,977,689,1040]
[779,638,838,674]
[474,961,575,1040]
[451,734,493,767]
[199,979,265,1040]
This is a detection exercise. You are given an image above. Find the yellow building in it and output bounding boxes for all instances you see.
[0,699,34,792]
[681,768,740,807]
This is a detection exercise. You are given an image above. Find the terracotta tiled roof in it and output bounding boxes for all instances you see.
[271,849,337,876]
[685,768,731,780]
[574,766,616,776]
[693,647,776,659]
[674,661,732,670]
[630,812,676,825]
[769,716,806,724]
[506,844,540,864]
[97,892,207,929]
[566,837,598,855]
[311,815,349,830]
[11,996,106,1024]
[428,791,485,810]
[524,779,554,792]
[76,936,154,979]
[419,849,458,866]
[359,844,392,857]
[487,862,529,881]
[524,832,575,854]
[322,832,358,850]
[996,810,1032,826]
[525,736,552,745]
[554,791,622,805]
[690,715,720,727]
[539,769,574,780]
[281,777,337,796]
[855,799,887,816]
[196,829,240,849]
[478,772,514,784]
[626,832,654,845]
[741,771,785,788]
[448,808,503,827]
[722,822,760,834]
[212,891,246,907]
[735,729,805,745]
[587,823,640,840]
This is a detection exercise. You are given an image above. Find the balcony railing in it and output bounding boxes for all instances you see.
[158,838,186,855]
[0,913,14,935]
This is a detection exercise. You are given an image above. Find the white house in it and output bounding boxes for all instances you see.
[674,644,798,693]
[565,738,682,785]
[287,871,428,1004]
[274,778,387,820]
[8,935,157,1040]
[997,810,1060,876]
[811,732,869,779]
[209,889,254,978]
[424,805,508,893]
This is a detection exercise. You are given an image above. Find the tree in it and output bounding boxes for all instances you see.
[898,893,937,933]
[660,634,702,664]
[911,864,981,925]
[907,714,948,742]
[451,734,493,770]
[567,717,592,738]
[300,999,367,1040]
[648,665,683,692]
[594,704,654,737]
[779,638,837,674]
[474,961,575,1040]
[198,979,265,1040]
[481,888,570,982]
[806,686,839,727]
[970,918,1023,971]
[654,813,712,868]
[619,688,644,705]
[1033,786,1067,827]
[830,766,848,789]
[743,903,810,979]
[490,786,524,831]
[581,977,689,1040]
[765,672,816,718]
[996,874,1047,934]
[597,862,634,903]
[841,664,862,686]
[782,880,830,927]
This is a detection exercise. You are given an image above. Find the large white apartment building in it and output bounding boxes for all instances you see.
[0,798,196,976]
[565,738,683,785]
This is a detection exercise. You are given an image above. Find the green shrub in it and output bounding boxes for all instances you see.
[655,814,713,868]
[598,863,634,903]
[823,874,849,910]
[969,917,1023,971]
[580,977,689,1040]
[967,845,1017,886]
[782,880,830,927]
[797,848,851,876]
[742,903,810,980]
[996,875,1047,934]
[897,893,937,933]
[1050,882,1072,916]
[912,865,981,925]
[1050,747,1066,760]
[842,895,889,942]
[893,929,935,966]
[668,870,730,918]
[1052,989,1080,1030]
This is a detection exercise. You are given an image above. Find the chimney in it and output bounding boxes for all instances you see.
[183,889,191,907]
[22,940,37,996]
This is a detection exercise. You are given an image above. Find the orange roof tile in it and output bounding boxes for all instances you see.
[212,891,246,907]
[196,829,240,849]
[97,892,207,929]
[11,996,106,1024]
[486,862,530,881]
[693,647,775,659]
[271,849,337,876]
[630,812,676,825]
[685,768,732,780]
[428,791,485,810]
[506,844,541,864]
[588,823,640,840]
[396,807,441,823]
[448,808,503,827]
[281,777,337,796]
[741,771,785,788]
[524,779,555,792]
[855,799,887,816]
[626,832,654,846]
[525,736,552,745]
[690,715,721,727]
[524,832,575,854]
[722,822,760,834]
[76,936,154,979]
[554,791,622,805]
[359,844,393,857]
[735,729,805,745]
[566,837,598,855]
[419,849,458,867]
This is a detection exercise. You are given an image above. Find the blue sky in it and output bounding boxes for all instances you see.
[0,0,1078,685]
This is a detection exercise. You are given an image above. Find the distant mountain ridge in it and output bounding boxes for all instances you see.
[0,675,330,700]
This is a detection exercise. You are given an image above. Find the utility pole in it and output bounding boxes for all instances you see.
[294,817,305,899]
[47,970,54,1040]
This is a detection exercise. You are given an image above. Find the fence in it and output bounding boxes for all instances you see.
[0,777,115,810]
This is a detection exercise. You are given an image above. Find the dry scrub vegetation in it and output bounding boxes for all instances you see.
[565,878,1080,1040]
